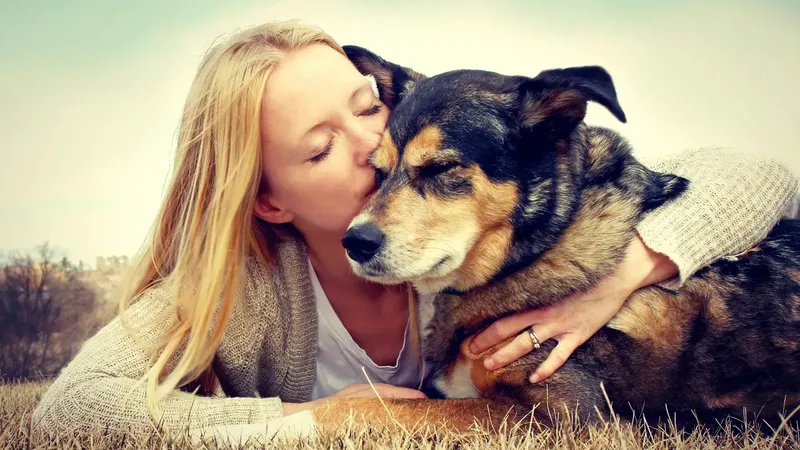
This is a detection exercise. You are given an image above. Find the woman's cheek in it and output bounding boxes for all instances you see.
[373,108,390,134]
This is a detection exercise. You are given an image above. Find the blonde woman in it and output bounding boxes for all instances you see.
[32,20,798,436]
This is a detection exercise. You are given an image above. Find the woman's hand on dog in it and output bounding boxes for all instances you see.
[469,233,679,383]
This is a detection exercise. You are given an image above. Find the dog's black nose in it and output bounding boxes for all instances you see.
[342,223,385,263]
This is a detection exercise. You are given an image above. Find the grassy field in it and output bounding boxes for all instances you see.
[3,381,798,449]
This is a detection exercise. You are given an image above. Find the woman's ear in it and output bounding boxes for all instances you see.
[253,193,294,224]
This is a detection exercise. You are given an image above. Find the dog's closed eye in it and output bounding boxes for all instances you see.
[421,161,460,178]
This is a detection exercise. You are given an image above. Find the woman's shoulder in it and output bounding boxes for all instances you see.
[241,236,313,310]
[123,236,312,325]
[244,236,308,281]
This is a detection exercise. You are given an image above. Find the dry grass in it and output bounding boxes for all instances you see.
[3,381,798,449]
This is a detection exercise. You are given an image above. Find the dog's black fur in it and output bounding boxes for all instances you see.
[330,45,800,432]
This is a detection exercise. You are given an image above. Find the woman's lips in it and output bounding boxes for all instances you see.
[355,186,377,212]
[363,184,378,201]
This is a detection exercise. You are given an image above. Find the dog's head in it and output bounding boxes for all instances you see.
[340,45,630,294]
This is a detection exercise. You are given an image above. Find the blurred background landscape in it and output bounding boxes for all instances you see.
[1,0,798,382]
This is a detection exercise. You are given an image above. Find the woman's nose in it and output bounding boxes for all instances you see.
[349,124,382,166]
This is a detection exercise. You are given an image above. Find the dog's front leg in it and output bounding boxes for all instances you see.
[308,397,531,436]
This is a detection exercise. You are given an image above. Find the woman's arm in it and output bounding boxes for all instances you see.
[31,287,284,436]
[635,147,798,283]
[784,191,800,219]
[471,147,798,380]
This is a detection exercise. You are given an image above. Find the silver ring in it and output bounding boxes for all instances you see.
[527,326,541,350]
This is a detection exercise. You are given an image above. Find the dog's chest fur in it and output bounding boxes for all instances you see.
[434,355,482,398]
[422,293,479,397]
[423,297,496,399]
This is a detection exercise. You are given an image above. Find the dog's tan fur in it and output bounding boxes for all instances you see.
[372,132,399,172]
[310,396,527,435]
[315,46,800,436]
[403,125,443,168]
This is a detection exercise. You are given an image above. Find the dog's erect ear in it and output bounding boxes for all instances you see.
[343,45,426,109]
[520,66,626,138]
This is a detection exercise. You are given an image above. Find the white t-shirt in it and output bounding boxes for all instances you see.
[308,258,433,400]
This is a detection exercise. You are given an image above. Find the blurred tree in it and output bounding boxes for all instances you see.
[0,242,100,381]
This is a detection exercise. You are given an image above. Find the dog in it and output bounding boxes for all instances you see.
[300,46,800,436]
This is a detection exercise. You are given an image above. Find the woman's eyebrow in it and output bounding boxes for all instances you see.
[350,80,374,105]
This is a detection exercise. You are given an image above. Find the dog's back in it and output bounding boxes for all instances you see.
[679,219,800,412]
[595,218,800,423]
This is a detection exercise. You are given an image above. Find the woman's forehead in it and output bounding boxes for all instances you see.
[259,45,368,150]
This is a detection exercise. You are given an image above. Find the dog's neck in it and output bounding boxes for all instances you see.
[438,126,647,330]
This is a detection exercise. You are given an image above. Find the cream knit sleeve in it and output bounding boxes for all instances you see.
[30,286,284,436]
[635,147,798,283]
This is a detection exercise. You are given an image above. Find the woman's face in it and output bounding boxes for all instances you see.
[256,44,389,240]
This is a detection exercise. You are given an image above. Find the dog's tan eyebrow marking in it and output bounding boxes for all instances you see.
[406,149,462,178]
[403,125,444,168]
[425,149,460,164]
[371,132,399,170]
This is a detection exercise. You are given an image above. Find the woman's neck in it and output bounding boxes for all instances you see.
[302,227,414,367]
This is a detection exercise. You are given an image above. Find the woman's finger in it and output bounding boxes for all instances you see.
[483,323,558,370]
[470,307,548,354]
[528,337,579,383]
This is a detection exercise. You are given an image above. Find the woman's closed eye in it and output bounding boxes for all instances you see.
[359,104,382,117]
[309,139,333,163]
[307,102,383,164]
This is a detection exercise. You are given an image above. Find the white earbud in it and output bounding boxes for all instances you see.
[365,74,379,98]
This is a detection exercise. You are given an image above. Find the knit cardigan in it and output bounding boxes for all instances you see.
[31,148,798,435]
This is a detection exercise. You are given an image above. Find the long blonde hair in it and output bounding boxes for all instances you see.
[117,20,344,421]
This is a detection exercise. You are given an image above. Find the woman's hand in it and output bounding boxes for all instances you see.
[282,383,427,415]
[469,233,678,383]
[327,383,428,400]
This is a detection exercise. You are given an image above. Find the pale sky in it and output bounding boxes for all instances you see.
[1,0,798,266]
